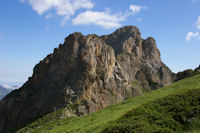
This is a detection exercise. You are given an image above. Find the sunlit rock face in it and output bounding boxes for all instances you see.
[0,26,173,132]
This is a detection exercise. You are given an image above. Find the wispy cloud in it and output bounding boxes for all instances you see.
[196,16,200,30]
[186,16,200,41]
[129,4,147,15]
[186,32,199,41]
[0,79,26,83]
[45,13,53,19]
[19,0,146,29]
[72,10,126,29]
[1,84,17,90]
[20,0,94,25]
[136,17,143,22]
[72,4,146,29]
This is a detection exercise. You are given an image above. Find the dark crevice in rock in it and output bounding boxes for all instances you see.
[0,26,173,132]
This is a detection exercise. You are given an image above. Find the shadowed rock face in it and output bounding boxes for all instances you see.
[0,26,173,132]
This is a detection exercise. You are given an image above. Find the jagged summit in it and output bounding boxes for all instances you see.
[111,25,141,35]
[0,26,173,132]
[101,26,141,55]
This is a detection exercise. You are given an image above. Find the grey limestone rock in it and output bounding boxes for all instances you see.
[0,26,173,132]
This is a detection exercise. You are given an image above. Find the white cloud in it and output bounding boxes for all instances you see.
[129,4,147,15]
[136,17,143,22]
[45,13,53,19]
[196,16,200,30]
[186,16,200,41]
[21,0,94,25]
[186,32,199,41]
[72,10,126,29]
[19,0,146,28]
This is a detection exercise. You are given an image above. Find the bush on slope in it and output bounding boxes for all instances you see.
[103,89,200,133]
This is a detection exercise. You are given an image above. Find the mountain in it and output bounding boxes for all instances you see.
[195,65,200,72]
[175,65,200,81]
[0,85,12,100]
[0,26,173,132]
[17,72,200,133]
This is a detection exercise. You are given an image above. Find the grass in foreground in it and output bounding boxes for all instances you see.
[17,73,200,133]
[103,89,200,133]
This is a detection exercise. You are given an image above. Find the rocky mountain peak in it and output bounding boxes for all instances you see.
[112,26,141,37]
[0,26,173,132]
[101,26,141,55]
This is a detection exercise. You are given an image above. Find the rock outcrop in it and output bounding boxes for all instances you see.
[175,65,200,81]
[195,65,200,72]
[0,26,173,132]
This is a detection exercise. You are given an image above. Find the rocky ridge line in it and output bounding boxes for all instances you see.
[0,26,173,132]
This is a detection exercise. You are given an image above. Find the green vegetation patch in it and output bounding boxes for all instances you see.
[17,73,200,133]
[103,89,200,133]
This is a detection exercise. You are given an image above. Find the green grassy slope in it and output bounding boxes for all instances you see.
[103,89,200,133]
[17,73,200,133]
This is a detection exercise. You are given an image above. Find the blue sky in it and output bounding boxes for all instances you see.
[0,0,200,85]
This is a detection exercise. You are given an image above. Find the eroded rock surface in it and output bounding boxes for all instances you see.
[0,26,173,132]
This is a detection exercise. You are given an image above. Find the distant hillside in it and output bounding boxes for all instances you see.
[17,72,200,133]
[175,65,200,81]
[0,85,12,100]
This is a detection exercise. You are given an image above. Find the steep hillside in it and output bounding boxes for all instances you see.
[175,65,200,81]
[104,89,200,133]
[0,26,173,132]
[17,72,200,133]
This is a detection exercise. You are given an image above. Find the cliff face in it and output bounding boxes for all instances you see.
[0,26,173,132]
